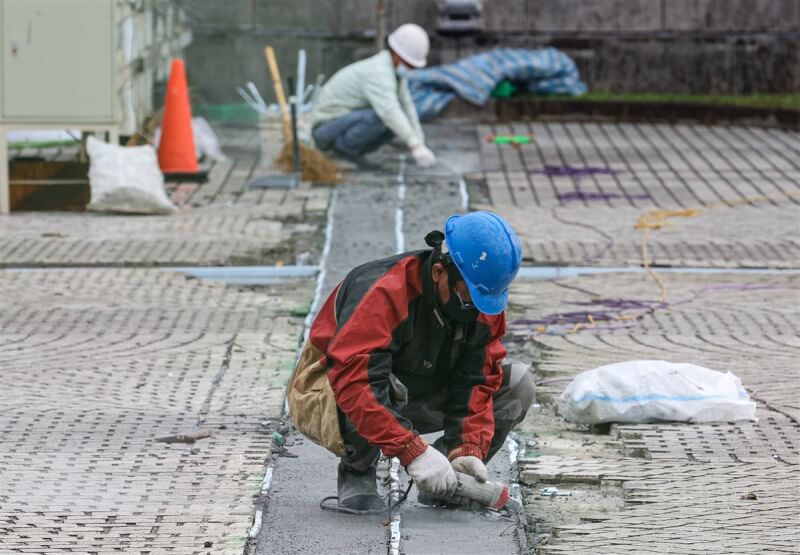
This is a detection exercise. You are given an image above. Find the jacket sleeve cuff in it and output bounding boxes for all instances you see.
[447,443,484,461]
[397,436,428,466]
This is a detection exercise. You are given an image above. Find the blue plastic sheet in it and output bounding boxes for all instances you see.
[408,48,587,121]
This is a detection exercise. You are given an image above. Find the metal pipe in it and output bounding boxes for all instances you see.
[296,49,306,107]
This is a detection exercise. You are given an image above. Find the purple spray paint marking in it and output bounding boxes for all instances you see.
[507,282,798,337]
[531,165,618,178]
[530,165,650,203]
[529,165,650,262]
[507,297,665,338]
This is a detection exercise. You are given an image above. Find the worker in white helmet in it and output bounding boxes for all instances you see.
[311,24,437,168]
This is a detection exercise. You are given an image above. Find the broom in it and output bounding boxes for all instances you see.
[264,46,342,184]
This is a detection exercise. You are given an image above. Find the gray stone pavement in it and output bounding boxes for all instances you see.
[505,271,800,551]
[474,121,800,552]
[507,272,800,417]
[5,134,332,554]
[0,267,312,553]
[0,126,328,553]
[0,129,330,268]
[520,457,799,554]
[1,119,798,554]
[479,122,800,268]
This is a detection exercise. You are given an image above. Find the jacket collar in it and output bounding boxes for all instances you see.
[378,49,404,83]
[422,251,449,329]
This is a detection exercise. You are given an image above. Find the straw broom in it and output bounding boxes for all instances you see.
[264,47,342,184]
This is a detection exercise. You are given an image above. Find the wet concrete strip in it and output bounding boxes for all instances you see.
[253,343,390,544]
[319,178,402,299]
[255,176,401,554]
[256,434,390,555]
[256,154,524,553]
[388,158,407,555]
[398,438,523,554]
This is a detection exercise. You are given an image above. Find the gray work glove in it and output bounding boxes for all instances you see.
[411,144,436,168]
[451,455,488,483]
[407,445,457,496]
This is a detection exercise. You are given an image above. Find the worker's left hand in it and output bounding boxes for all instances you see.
[451,455,488,483]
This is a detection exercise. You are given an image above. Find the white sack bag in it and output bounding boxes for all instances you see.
[153,117,226,162]
[559,360,757,424]
[86,136,177,215]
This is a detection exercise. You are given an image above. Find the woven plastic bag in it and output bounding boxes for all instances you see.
[559,360,757,424]
[87,136,176,215]
[153,117,226,162]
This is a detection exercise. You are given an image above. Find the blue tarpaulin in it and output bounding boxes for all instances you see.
[408,48,587,121]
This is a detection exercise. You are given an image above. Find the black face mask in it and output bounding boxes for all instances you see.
[435,285,479,323]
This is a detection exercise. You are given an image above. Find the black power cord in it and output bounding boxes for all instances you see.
[319,479,414,516]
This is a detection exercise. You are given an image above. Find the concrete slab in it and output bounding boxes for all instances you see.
[319,177,400,300]
[399,440,522,554]
[258,435,389,555]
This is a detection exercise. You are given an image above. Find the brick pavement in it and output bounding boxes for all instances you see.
[0,268,312,553]
[507,272,800,420]
[520,457,800,554]
[494,124,800,549]
[507,268,800,551]
[0,129,330,268]
[2,118,798,553]
[479,122,800,268]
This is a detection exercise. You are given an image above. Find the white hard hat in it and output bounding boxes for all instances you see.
[387,24,429,68]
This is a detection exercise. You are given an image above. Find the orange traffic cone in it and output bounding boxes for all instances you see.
[158,59,204,180]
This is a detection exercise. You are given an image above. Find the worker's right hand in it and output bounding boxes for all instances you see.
[406,446,457,496]
[411,145,436,168]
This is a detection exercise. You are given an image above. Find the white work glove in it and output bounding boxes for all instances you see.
[451,455,488,483]
[406,446,458,496]
[411,145,436,168]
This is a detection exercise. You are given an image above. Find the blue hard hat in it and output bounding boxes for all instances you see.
[443,211,522,315]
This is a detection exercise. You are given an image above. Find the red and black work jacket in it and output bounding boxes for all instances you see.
[308,249,506,466]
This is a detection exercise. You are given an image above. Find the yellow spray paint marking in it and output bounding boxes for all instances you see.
[636,191,800,302]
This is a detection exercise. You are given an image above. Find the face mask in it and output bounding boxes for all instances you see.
[435,285,479,323]
[396,65,411,78]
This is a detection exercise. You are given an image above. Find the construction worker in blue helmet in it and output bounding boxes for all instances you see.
[288,210,536,513]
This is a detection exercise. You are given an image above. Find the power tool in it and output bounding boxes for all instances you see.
[445,471,523,513]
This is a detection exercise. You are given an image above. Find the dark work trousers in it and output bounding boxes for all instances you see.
[312,109,395,158]
[338,360,536,472]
